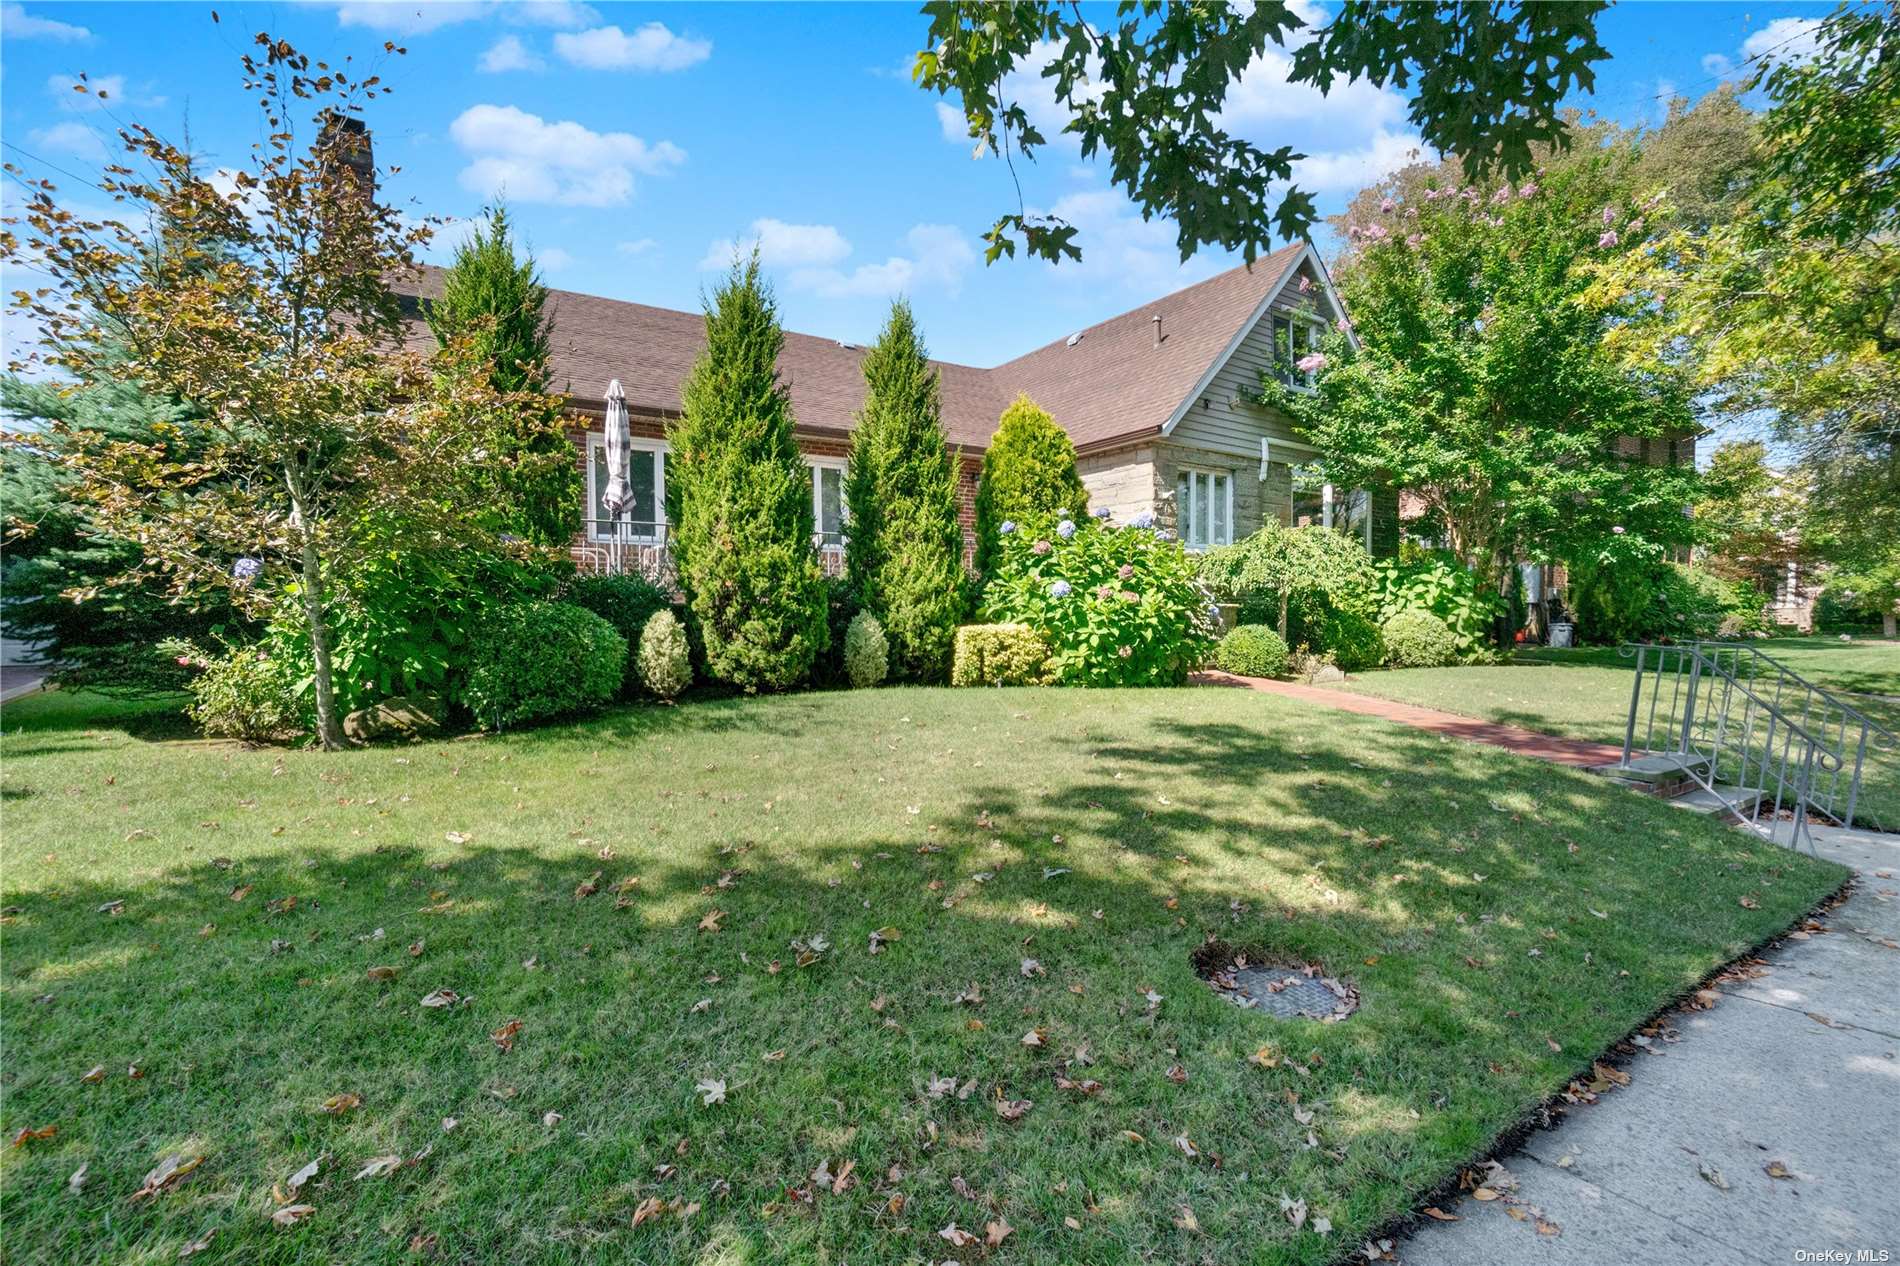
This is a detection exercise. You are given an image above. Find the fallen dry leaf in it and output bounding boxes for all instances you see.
[366,966,399,982]
[987,1217,1014,1245]
[320,1093,362,1115]
[938,1222,977,1248]
[1422,1206,1460,1222]
[698,909,725,933]
[695,1078,727,1106]
[178,1229,216,1257]
[490,1019,522,1053]
[994,1098,1033,1122]
[1764,1160,1794,1180]
[271,1204,315,1228]
[419,989,459,1009]
[354,1154,403,1180]
[80,1066,106,1084]
[286,1157,320,1193]
[131,1153,203,1201]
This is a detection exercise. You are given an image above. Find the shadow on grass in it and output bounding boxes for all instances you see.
[0,694,1846,1265]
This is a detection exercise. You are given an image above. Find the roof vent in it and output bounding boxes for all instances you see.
[836,341,859,350]
[1065,331,1083,348]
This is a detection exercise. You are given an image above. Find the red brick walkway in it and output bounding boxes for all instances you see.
[1193,671,1628,769]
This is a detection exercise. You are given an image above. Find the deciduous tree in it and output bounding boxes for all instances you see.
[916,2,1609,263]
[2,33,563,748]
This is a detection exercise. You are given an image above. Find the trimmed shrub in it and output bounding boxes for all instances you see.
[1319,608,1384,672]
[843,611,889,688]
[464,601,625,729]
[973,395,1089,576]
[1373,551,1500,656]
[1382,609,1458,667]
[979,512,1218,686]
[1217,624,1289,678]
[560,573,670,694]
[844,301,969,681]
[1197,523,1380,648]
[951,624,1050,687]
[667,256,829,691]
[637,609,693,700]
[184,644,303,743]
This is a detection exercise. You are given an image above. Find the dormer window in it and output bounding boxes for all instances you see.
[1270,311,1326,389]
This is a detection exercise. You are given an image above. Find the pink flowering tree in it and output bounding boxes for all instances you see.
[1260,147,1699,627]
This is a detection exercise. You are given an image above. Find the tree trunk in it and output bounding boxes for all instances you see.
[1883,610,1896,640]
[285,466,346,750]
[1278,590,1289,643]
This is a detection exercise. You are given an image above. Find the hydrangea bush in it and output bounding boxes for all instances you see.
[979,511,1217,686]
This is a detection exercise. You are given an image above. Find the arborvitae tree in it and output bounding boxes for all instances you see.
[666,255,829,690]
[844,301,968,681]
[972,395,1089,575]
[424,202,579,546]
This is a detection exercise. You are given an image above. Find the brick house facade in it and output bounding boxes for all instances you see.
[399,241,1395,576]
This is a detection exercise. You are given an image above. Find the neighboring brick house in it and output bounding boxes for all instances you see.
[397,239,1397,578]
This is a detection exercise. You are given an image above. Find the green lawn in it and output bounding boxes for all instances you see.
[0,687,1844,1264]
[1330,638,1900,830]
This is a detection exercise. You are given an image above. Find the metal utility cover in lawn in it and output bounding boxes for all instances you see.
[1217,966,1358,1021]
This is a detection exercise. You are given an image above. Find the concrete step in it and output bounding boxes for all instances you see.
[1612,753,1713,784]
[1668,783,1767,816]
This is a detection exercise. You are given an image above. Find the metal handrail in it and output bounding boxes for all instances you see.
[1695,641,1900,746]
[1619,642,1848,851]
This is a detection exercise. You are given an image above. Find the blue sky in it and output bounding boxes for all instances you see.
[1,0,1834,368]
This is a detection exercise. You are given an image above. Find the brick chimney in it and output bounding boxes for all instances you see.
[319,112,374,201]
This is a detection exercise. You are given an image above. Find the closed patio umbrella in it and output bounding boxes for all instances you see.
[601,379,633,533]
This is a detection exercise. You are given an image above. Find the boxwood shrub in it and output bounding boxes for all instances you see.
[950,624,1050,687]
[559,574,671,693]
[1216,624,1290,678]
[1382,609,1458,668]
[465,601,626,729]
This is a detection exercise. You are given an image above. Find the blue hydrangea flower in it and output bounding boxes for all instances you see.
[1131,510,1156,530]
[1156,528,1177,542]
[1093,506,1112,520]
[232,557,261,581]
[999,520,1017,535]
[1048,580,1072,598]
[1056,519,1077,539]
[1057,507,1072,521]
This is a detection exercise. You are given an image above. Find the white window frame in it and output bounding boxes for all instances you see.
[1176,467,1234,551]
[808,457,847,553]
[585,434,668,544]
[1270,311,1328,392]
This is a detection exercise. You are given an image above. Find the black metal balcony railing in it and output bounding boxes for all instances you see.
[576,519,845,583]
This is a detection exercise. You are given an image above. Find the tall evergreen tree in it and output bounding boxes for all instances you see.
[1,367,240,693]
[423,203,579,546]
[972,395,1089,575]
[844,301,968,681]
[666,256,829,690]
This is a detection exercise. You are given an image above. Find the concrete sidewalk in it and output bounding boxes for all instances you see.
[1397,824,1900,1265]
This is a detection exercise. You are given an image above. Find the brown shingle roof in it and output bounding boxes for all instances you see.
[397,244,1302,453]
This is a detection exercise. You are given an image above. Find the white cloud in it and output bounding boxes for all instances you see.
[1029,187,1223,296]
[616,238,658,256]
[448,104,684,206]
[480,35,544,73]
[700,220,977,299]
[1741,17,1824,65]
[794,223,978,299]
[332,1,595,34]
[47,73,123,113]
[334,2,486,34]
[936,101,970,144]
[1292,128,1431,194]
[1704,17,1826,83]
[537,246,574,272]
[27,121,108,162]
[2,2,90,40]
[700,218,852,271]
[553,22,711,72]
